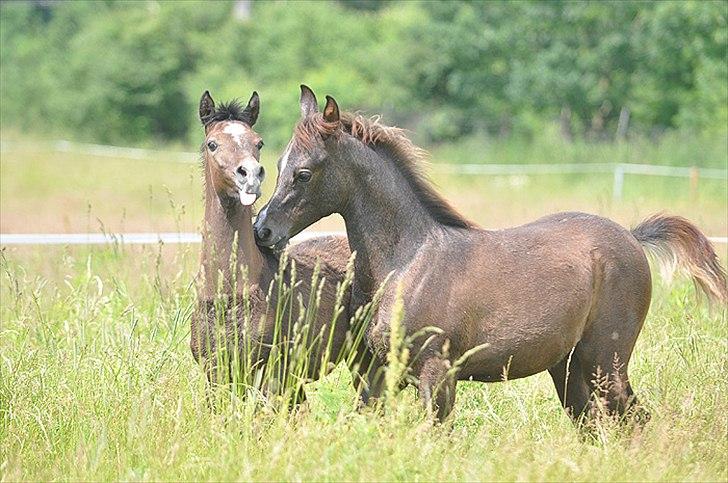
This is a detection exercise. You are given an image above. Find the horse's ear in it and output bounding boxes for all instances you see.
[242,91,260,126]
[323,95,340,123]
[199,90,215,124]
[300,84,318,117]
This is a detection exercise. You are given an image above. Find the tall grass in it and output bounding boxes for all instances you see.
[1,244,726,481]
[195,247,380,412]
[1,132,726,480]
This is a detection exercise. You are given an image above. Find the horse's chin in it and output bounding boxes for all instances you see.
[272,236,290,252]
[256,237,289,256]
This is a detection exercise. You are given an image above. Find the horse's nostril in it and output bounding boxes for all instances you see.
[237,166,247,177]
[258,166,265,179]
[257,227,272,241]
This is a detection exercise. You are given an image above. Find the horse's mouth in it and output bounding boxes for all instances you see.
[238,190,258,206]
[255,236,288,255]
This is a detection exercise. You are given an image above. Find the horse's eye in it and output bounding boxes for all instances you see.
[256,140,264,150]
[295,169,312,183]
[207,141,218,151]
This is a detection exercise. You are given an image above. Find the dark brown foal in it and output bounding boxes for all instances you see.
[254,86,727,422]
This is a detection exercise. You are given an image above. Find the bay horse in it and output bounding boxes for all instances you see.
[189,90,364,404]
[254,85,727,422]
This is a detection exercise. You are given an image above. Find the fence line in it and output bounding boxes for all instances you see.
[2,139,727,201]
[434,162,726,178]
[0,231,344,246]
[1,232,725,245]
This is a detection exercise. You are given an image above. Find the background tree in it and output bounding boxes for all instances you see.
[1,0,725,146]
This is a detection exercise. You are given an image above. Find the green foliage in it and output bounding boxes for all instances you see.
[0,0,726,146]
[632,1,728,133]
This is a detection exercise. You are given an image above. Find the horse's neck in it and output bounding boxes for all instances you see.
[340,143,439,295]
[200,164,265,300]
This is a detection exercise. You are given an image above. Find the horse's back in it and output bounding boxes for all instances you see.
[500,211,633,244]
[501,211,651,295]
[288,234,351,275]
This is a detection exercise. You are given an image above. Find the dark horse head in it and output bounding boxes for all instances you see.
[254,85,348,248]
[254,85,468,248]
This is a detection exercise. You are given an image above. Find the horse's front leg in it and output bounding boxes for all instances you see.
[418,356,457,422]
[350,347,386,407]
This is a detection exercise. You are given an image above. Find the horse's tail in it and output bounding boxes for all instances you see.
[631,214,727,305]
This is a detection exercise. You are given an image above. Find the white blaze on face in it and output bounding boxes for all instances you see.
[222,122,248,148]
[279,139,294,175]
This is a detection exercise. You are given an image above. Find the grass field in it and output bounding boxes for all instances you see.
[1,136,727,481]
[1,245,726,481]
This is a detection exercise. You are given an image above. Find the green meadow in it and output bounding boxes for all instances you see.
[1,135,726,481]
[3,1,727,480]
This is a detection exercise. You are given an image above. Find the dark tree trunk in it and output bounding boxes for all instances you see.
[560,105,573,142]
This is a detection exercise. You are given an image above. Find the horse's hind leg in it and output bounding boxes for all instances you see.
[351,349,386,407]
[548,347,593,421]
[562,244,653,424]
[573,309,649,422]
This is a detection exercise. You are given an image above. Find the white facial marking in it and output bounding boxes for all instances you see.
[239,156,259,180]
[611,331,619,340]
[223,122,247,148]
[235,156,261,206]
[280,140,294,174]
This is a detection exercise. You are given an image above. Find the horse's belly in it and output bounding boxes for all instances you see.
[400,231,597,381]
[456,300,590,381]
[460,339,573,382]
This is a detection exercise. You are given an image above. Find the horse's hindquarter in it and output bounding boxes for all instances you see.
[400,212,651,382]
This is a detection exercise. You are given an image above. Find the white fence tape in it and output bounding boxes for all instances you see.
[0,141,728,229]
[2,139,726,201]
[1,232,725,245]
[18,140,728,176]
[0,231,344,246]
[17,140,198,163]
[3,139,727,177]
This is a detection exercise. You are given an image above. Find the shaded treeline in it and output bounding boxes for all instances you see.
[1,0,725,146]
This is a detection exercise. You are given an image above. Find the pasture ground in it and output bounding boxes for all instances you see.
[1,138,726,481]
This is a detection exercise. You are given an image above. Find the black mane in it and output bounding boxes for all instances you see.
[202,99,254,126]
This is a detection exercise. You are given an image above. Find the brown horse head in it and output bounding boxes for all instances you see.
[254,84,469,248]
[199,90,265,206]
